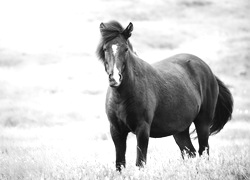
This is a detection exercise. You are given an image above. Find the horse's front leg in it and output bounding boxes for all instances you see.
[110,125,128,171]
[135,122,150,167]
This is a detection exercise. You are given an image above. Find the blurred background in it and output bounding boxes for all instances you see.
[0,0,249,176]
[0,0,249,129]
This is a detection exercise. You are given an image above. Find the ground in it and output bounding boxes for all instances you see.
[0,0,249,179]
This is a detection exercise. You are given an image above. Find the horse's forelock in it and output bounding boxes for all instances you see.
[100,21,124,44]
[96,21,134,62]
[97,21,125,62]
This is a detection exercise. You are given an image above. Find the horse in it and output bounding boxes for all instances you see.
[96,21,233,171]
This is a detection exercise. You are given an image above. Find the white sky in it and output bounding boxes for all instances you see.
[0,0,99,53]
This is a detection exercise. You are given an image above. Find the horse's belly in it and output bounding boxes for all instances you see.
[149,121,182,138]
[149,129,174,138]
[149,106,198,138]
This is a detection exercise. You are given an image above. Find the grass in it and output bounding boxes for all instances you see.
[0,0,250,179]
[0,121,250,179]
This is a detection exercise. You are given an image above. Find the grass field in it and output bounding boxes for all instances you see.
[1,121,250,179]
[0,0,250,179]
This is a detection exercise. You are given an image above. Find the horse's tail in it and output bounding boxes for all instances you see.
[210,77,233,135]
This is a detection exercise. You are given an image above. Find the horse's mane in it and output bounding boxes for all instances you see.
[96,20,133,63]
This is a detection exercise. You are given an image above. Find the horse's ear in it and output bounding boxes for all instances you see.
[100,23,106,31]
[122,22,133,39]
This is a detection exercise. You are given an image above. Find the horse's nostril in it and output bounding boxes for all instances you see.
[109,74,112,80]
[119,74,122,80]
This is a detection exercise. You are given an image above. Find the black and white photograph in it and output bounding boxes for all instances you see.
[0,0,249,179]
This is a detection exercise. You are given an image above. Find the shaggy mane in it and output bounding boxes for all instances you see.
[96,21,132,63]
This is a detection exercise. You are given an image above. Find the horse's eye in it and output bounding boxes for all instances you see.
[125,48,128,52]
[104,62,108,70]
[103,47,107,52]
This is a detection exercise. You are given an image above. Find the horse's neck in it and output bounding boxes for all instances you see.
[125,53,144,80]
[129,53,156,79]
[111,53,159,104]
[119,53,155,93]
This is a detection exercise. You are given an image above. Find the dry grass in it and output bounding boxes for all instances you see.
[0,121,249,179]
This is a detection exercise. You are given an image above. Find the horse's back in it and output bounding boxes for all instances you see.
[153,54,210,75]
[153,53,217,91]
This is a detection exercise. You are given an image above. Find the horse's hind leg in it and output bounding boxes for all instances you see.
[194,115,210,156]
[173,126,196,158]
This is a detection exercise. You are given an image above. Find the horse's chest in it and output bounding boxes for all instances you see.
[111,102,141,132]
[115,103,128,121]
[106,89,150,132]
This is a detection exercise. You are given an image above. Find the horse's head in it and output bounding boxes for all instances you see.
[97,21,134,88]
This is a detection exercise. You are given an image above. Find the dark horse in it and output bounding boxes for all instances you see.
[96,21,233,171]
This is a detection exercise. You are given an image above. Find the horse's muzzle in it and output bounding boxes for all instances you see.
[109,73,122,87]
